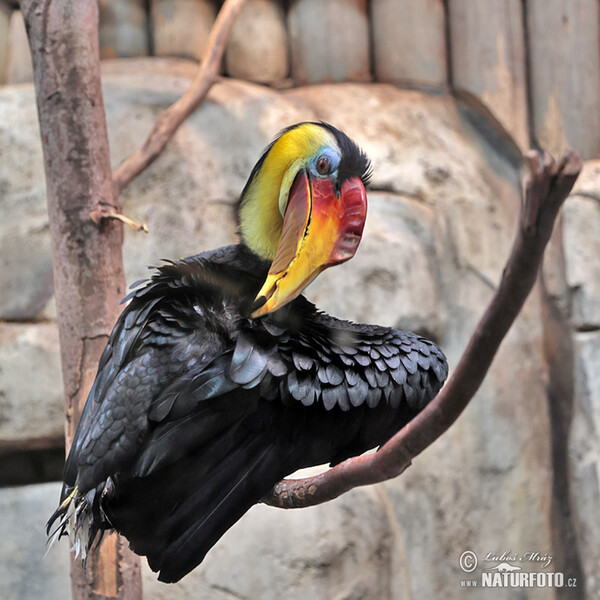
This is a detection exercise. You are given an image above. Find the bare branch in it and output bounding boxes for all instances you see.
[90,207,149,233]
[21,0,142,597]
[112,0,248,196]
[263,149,583,509]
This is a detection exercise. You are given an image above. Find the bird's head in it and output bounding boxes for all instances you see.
[237,122,371,318]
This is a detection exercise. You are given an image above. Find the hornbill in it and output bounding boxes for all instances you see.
[47,122,448,583]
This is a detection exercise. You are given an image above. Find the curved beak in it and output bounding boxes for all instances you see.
[251,171,367,318]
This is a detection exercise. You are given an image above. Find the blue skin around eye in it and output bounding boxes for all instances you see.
[309,148,341,179]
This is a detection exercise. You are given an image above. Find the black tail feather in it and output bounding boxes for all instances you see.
[156,441,278,582]
[106,414,291,583]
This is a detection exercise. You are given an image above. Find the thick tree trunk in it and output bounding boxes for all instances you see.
[20,1,142,598]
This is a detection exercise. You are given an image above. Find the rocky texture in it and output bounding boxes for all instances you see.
[371,0,447,89]
[287,0,370,84]
[99,0,149,59]
[564,161,600,330]
[0,323,64,449]
[0,483,70,600]
[0,84,53,320]
[527,0,600,159]
[151,0,216,61]
[4,0,595,165]
[449,0,529,150]
[570,332,600,600]
[0,2,11,84]
[562,162,600,600]
[0,60,592,598]
[225,0,289,85]
[5,10,32,84]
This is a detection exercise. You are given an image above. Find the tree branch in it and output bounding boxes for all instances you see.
[90,206,149,232]
[112,0,248,196]
[21,0,142,597]
[263,149,582,509]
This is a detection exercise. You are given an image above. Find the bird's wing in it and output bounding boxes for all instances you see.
[230,303,449,414]
[62,258,240,496]
[128,297,449,479]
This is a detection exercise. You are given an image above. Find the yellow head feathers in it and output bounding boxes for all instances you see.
[238,123,339,260]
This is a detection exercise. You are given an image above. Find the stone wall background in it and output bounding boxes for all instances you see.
[0,2,599,599]
[3,0,600,159]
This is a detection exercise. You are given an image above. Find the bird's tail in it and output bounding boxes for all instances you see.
[107,419,289,583]
[46,485,102,564]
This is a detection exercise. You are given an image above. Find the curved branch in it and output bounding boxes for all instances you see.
[112,0,248,196]
[263,149,582,509]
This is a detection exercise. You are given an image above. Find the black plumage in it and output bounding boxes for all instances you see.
[47,122,448,584]
[48,245,447,582]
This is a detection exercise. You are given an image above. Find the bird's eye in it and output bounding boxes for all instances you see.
[316,155,331,175]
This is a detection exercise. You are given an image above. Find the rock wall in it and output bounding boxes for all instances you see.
[562,163,600,600]
[1,0,600,158]
[1,58,598,599]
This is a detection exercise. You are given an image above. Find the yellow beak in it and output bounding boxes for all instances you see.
[251,172,367,318]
